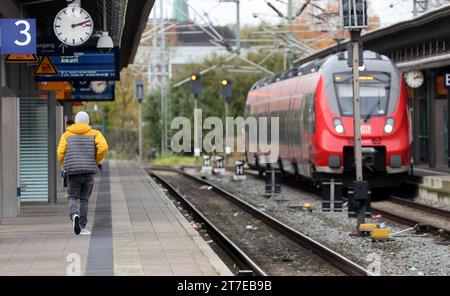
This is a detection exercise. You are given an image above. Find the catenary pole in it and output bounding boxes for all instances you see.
[287,0,294,67]
[160,0,167,155]
[236,0,241,55]
[351,31,365,228]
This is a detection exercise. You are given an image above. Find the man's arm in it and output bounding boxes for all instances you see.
[94,131,108,164]
[57,133,68,165]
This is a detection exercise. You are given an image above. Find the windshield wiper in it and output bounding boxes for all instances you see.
[363,98,381,122]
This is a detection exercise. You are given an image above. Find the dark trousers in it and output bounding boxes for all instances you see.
[68,174,94,228]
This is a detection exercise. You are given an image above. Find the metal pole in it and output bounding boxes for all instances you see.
[352,42,363,182]
[287,0,294,67]
[236,0,241,55]
[138,102,143,163]
[151,8,158,92]
[48,91,57,204]
[160,0,166,156]
[428,69,436,168]
[102,0,107,31]
[194,97,199,170]
[0,56,4,223]
[224,100,229,168]
[351,31,365,228]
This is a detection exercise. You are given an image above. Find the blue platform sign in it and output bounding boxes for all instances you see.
[34,45,120,81]
[0,19,36,54]
[71,81,115,101]
[445,74,450,88]
[37,37,84,56]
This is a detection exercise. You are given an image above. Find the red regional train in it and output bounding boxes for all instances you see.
[245,51,412,188]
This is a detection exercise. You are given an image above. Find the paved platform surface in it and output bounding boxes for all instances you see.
[0,161,232,276]
[413,166,450,176]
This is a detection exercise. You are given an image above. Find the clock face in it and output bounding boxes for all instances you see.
[54,6,93,46]
[90,81,107,94]
[405,70,424,88]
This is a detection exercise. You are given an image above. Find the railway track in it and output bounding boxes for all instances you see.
[148,168,372,276]
[371,196,450,238]
[242,167,450,238]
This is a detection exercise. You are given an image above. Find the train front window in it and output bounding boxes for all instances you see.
[334,73,391,117]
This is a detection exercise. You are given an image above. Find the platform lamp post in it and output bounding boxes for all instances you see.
[135,80,144,164]
[190,73,202,170]
[340,0,369,234]
[221,79,233,167]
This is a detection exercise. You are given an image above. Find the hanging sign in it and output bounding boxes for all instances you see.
[34,56,59,75]
[0,19,36,54]
[34,48,119,81]
[37,81,73,100]
[5,54,39,63]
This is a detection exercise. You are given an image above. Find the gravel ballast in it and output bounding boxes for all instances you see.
[189,169,450,276]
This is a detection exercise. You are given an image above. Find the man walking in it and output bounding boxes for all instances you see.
[57,111,108,235]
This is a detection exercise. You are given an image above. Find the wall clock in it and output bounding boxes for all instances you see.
[53,4,93,47]
[405,70,424,89]
[90,81,107,94]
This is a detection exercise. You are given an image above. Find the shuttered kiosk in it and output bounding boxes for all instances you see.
[19,91,57,203]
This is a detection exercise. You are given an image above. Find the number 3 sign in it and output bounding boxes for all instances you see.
[0,19,36,54]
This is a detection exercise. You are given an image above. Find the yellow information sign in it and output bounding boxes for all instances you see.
[34,56,58,75]
[5,54,39,63]
[37,81,73,100]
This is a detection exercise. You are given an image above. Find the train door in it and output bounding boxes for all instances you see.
[245,103,256,166]
[267,96,277,167]
[294,94,305,176]
[306,93,316,177]
[258,99,271,166]
[255,101,261,164]
[301,94,311,176]
[285,95,296,174]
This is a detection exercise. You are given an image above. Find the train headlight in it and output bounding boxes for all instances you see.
[333,118,345,134]
[384,118,395,134]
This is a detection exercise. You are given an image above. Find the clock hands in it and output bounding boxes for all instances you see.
[54,6,93,46]
[71,21,92,28]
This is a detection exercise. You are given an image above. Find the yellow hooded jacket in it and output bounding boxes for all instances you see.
[57,123,108,166]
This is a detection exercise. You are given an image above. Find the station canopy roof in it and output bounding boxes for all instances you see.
[296,4,450,71]
[12,0,155,69]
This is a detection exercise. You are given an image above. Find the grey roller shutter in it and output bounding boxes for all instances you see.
[20,96,49,202]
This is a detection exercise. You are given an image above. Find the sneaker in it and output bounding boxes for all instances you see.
[80,228,91,236]
[72,214,81,235]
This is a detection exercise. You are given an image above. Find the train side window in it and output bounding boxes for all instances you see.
[301,94,307,134]
[285,103,290,146]
[267,104,270,144]
[254,103,259,151]
[282,109,287,146]
[287,97,293,153]
[294,98,299,146]
[297,96,303,154]
[308,94,316,133]
[297,97,302,146]
[278,110,286,144]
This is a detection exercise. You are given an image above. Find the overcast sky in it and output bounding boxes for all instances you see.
[162,0,416,28]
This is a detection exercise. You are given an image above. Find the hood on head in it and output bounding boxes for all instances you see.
[67,123,92,134]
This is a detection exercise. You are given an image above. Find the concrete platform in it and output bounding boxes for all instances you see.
[0,160,232,276]
[406,166,450,208]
